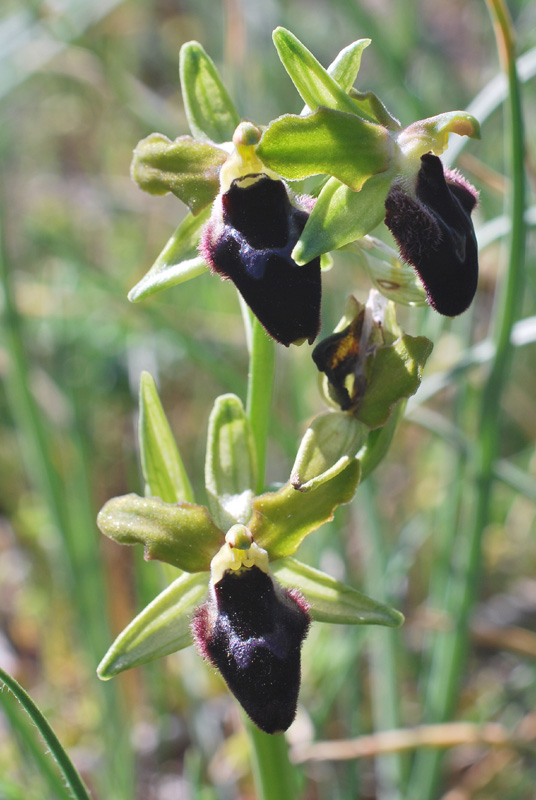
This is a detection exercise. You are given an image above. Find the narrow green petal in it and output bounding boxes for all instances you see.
[131,133,226,214]
[272,557,404,627]
[97,572,208,678]
[139,372,195,503]
[205,394,257,531]
[293,172,393,264]
[326,38,371,94]
[249,461,361,559]
[257,108,391,190]
[97,494,223,573]
[128,208,210,302]
[273,27,364,115]
[179,41,240,143]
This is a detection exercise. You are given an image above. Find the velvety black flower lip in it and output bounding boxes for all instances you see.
[192,565,310,734]
[385,153,479,317]
[200,174,322,346]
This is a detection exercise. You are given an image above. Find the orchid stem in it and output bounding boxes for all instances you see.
[246,315,276,493]
[243,315,297,798]
[245,717,300,800]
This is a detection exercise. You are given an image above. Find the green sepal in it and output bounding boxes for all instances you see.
[291,411,366,492]
[273,27,368,117]
[97,494,223,572]
[205,394,257,531]
[326,39,371,92]
[349,89,401,131]
[249,460,361,559]
[293,172,394,264]
[139,371,195,504]
[128,208,210,302]
[130,133,226,215]
[97,572,208,679]
[272,557,404,627]
[257,107,391,191]
[179,41,241,143]
[355,335,433,429]
[301,38,372,115]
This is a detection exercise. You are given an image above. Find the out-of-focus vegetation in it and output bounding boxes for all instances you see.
[0,0,535,798]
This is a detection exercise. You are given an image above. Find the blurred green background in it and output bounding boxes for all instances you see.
[0,0,535,798]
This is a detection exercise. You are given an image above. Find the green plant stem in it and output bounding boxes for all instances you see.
[0,668,93,800]
[246,316,276,493]
[243,317,298,798]
[246,719,300,800]
[408,2,526,797]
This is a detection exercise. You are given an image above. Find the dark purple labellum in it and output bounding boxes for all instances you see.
[200,175,321,346]
[385,153,479,317]
[192,565,310,734]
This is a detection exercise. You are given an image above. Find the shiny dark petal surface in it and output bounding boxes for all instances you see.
[192,566,310,734]
[385,153,478,317]
[201,176,321,346]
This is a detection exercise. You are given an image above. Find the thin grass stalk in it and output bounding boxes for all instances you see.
[0,212,134,800]
[407,1,527,796]
[0,684,73,800]
[361,480,406,800]
[0,668,93,800]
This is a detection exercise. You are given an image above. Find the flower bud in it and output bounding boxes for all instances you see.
[313,291,432,428]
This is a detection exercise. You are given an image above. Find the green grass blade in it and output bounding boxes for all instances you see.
[0,668,92,800]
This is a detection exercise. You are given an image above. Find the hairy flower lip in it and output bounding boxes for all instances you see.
[192,564,310,734]
[385,153,479,317]
[200,174,322,346]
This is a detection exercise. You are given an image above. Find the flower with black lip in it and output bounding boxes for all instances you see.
[96,381,403,734]
[200,172,321,346]
[130,113,322,346]
[384,153,479,317]
[192,526,310,734]
[256,28,482,316]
